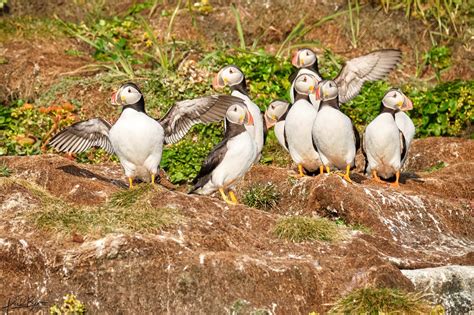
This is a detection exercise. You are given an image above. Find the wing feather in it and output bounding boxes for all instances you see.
[49,118,113,154]
[335,49,402,103]
[160,95,246,144]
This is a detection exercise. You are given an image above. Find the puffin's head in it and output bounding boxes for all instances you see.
[294,73,317,95]
[292,48,317,68]
[315,80,338,101]
[111,83,143,106]
[382,89,413,111]
[213,65,245,89]
[264,100,289,129]
[226,104,254,126]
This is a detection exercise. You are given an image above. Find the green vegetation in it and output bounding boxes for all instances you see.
[0,163,11,177]
[242,182,281,211]
[50,294,86,315]
[0,178,180,235]
[425,161,446,173]
[273,216,343,242]
[329,287,439,314]
[335,218,372,234]
[0,1,471,185]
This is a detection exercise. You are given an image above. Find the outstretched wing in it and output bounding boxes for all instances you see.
[160,95,245,144]
[49,118,113,154]
[335,49,402,103]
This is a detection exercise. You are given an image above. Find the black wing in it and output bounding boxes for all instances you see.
[160,95,245,144]
[353,124,360,152]
[399,129,407,165]
[335,49,402,103]
[49,118,113,154]
[189,139,229,193]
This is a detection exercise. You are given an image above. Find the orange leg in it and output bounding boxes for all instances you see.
[128,177,134,189]
[298,164,305,177]
[319,165,324,175]
[391,171,400,188]
[372,170,385,184]
[343,164,352,183]
[151,174,156,185]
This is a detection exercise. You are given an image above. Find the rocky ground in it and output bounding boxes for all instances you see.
[1,137,472,314]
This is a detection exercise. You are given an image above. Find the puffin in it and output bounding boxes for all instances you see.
[363,89,414,187]
[312,80,360,183]
[289,48,402,104]
[212,65,264,161]
[264,100,290,151]
[189,104,256,205]
[49,82,245,188]
[284,72,321,176]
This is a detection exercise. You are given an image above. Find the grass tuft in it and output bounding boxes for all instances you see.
[109,184,154,208]
[242,182,281,211]
[329,287,437,314]
[1,179,182,235]
[424,161,446,173]
[273,216,342,242]
[0,163,11,177]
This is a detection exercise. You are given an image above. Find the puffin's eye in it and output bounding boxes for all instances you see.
[229,68,234,74]
[393,93,397,98]
[303,77,307,82]
[306,51,310,56]
[128,88,131,93]
[233,107,238,112]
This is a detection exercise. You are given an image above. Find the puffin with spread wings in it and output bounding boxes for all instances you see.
[267,48,402,153]
[49,82,245,188]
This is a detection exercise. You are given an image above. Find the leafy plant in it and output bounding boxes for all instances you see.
[273,216,342,242]
[329,287,437,314]
[424,45,451,81]
[50,294,86,315]
[242,182,281,211]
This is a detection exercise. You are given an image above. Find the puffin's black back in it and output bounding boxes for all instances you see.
[189,119,246,192]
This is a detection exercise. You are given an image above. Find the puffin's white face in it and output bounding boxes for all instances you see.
[315,80,338,101]
[226,104,254,125]
[265,100,289,128]
[382,89,413,111]
[292,48,317,68]
[213,65,244,89]
[111,84,142,106]
[294,73,317,95]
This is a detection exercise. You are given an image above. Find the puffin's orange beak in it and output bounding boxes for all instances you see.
[291,51,299,67]
[314,86,321,100]
[400,96,413,111]
[246,111,254,126]
[111,92,118,105]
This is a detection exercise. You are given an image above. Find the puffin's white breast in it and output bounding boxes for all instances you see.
[231,90,264,155]
[274,120,288,151]
[110,108,164,169]
[285,99,320,171]
[364,113,401,178]
[313,106,355,169]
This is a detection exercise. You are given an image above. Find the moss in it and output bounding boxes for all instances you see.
[329,287,438,315]
[273,216,342,242]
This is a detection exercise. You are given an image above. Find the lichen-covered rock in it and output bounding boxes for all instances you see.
[402,266,474,314]
[0,137,472,313]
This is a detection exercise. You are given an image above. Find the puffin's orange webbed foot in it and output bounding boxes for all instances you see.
[390,171,400,188]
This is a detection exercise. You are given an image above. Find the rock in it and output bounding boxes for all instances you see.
[402,266,474,314]
[0,137,472,313]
